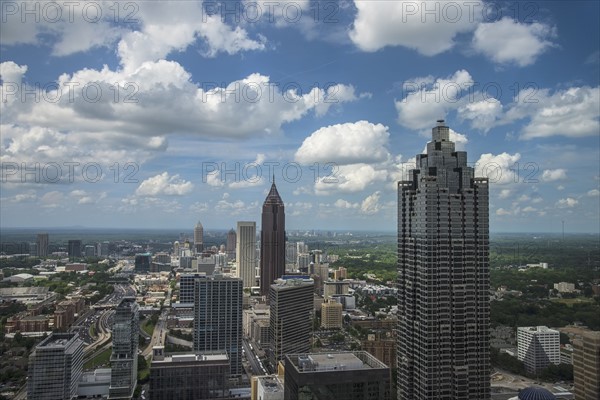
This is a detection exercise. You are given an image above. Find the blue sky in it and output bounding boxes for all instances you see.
[1,0,598,233]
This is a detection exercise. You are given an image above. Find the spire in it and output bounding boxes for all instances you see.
[264,179,284,206]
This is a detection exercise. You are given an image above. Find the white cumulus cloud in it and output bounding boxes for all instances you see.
[135,172,194,196]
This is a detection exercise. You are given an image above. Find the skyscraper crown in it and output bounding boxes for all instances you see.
[264,178,284,206]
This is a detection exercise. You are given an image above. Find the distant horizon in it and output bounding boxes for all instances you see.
[1,226,598,235]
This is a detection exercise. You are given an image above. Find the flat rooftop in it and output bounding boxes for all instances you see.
[153,353,229,364]
[289,352,389,373]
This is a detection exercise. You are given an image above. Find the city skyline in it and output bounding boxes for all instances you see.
[1,2,598,233]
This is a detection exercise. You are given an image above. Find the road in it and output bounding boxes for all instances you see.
[242,339,267,375]
[142,308,168,359]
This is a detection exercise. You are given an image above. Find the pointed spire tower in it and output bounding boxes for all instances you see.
[260,176,285,296]
[194,221,204,254]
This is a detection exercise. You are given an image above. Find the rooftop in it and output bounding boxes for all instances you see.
[288,351,388,373]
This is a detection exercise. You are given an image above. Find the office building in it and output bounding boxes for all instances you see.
[517,326,560,375]
[283,352,391,400]
[109,298,139,399]
[193,274,243,376]
[397,120,490,399]
[226,228,236,260]
[572,329,600,400]
[194,221,204,254]
[323,281,349,300]
[320,300,342,329]
[260,179,286,295]
[268,279,313,368]
[149,347,230,400]
[67,239,82,258]
[84,245,96,257]
[135,253,151,274]
[237,221,257,288]
[36,233,49,257]
[98,241,110,257]
[297,253,310,274]
[27,332,84,400]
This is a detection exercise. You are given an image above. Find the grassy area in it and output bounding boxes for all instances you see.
[84,347,112,370]
[551,297,595,306]
[141,319,156,336]
[89,323,96,338]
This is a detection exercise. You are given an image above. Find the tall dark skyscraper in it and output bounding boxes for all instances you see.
[194,221,204,254]
[36,233,49,257]
[397,120,490,400]
[67,239,82,259]
[260,178,285,296]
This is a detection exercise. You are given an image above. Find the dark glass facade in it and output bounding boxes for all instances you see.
[397,120,490,400]
[260,180,286,295]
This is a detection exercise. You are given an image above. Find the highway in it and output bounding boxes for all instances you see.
[142,308,168,359]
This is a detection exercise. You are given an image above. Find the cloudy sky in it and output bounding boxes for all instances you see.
[1,0,598,232]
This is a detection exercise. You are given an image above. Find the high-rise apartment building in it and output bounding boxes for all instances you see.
[36,233,49,257]
[193,274,243,376]
[572,329,600,400]
[194,221,204,254]
[268,278,314,369]
[260,180,286,296]
[397,120,490,400]
[517,326,560,375]
[179,273,203,304]
[109,297,139,399]
[27,333,84,400]
[226,228,236,260]
[284,352,391,400]
[236,221,257,288]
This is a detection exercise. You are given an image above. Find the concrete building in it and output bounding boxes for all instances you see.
[283,352,391,400]
[330,294,356,310]
[323,281,349,300]
[333,267,347,280]
[109,298,139,399]
[268,279,314,369]
[260,180,286,296]
[226,228,237,260]
[36,233,49,257]
[572,329,600,400]
[77,368,111,398]
[252,375,284,400]
[362,333,397,369]
[194,221,204,254]
[149,347,230,400]
[320,300,342,330]
[193,274,243,376]
[27,333,84,400]
[554,282,576,293]
[237,221,257,288]
[517,326,561,375]
[397,120,490,400]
